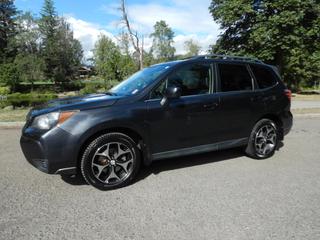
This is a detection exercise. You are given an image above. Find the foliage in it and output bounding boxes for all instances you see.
[0,0,18,62]
[0,92,57,108]
[209,0,320,89]
[184,39,202,57]
[79,79,119,95]
[14,53,45,88]
[0,63,20,92]
[0,87,10,95]
[39,0,83,84]
[150,20,176,62]
[93,35,137,88]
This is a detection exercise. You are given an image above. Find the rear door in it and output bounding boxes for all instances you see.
[216,62,263,141]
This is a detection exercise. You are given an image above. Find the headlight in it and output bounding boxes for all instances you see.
[31,111,77,130]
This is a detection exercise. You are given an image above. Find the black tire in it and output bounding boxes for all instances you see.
[245,119,279,159]
[81,133,141,190]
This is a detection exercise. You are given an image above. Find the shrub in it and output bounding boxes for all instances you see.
[79,79,119,95]
[0,87,10,95]
[0,93,58,108]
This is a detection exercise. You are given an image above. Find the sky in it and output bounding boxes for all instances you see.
[15,0,221,59]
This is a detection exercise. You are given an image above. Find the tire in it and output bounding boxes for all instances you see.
[245,119,278,159]
[81,133,141,190]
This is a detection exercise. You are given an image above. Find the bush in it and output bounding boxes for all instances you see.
[79,79,119,95]
[0,87,10,95]
[0,93,58,108]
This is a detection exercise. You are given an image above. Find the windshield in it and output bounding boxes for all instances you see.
[110,64,172,96]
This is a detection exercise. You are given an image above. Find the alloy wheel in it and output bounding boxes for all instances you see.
[91,142,134,185]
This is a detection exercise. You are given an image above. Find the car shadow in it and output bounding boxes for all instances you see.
[135,147,244,183]
[61,142,285,186]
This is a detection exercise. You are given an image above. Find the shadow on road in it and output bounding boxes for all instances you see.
[61,142,284,187]
[61,147,245,187]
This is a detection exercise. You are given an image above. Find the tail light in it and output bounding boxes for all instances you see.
[284,89,292,101]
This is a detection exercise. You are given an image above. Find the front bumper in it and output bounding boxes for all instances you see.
[20,126,78,175]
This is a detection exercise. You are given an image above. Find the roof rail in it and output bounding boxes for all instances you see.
[191,54,264,64]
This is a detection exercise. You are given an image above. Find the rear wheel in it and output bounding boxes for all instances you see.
[245,119,278,159]
[81,133,141,190]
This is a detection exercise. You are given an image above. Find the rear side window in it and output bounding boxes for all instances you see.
[218,64,253,92]
[250,65,278,89]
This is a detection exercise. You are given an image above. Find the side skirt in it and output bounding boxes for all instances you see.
[151,138,248,161]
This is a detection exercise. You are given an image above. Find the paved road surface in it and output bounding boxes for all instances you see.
[0,117,320,240]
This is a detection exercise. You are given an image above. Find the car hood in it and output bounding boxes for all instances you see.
[30,93,122,117]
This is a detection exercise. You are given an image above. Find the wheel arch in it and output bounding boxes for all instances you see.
[257,114,284,140]
[76,126,150,170]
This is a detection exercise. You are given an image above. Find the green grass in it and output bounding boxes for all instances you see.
[0,108,30,122]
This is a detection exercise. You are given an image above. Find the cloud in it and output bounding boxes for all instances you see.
[65,16,115,60]
[126,0,220,35]
[65,1,220,62]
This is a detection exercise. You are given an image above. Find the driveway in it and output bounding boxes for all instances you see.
[0,116,320,240]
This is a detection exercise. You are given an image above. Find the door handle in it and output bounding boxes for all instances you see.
[203,102,219,110]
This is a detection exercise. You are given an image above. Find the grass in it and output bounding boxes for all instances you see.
[0,108,30,122]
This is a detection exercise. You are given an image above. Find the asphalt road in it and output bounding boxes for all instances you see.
[0,116,320,240]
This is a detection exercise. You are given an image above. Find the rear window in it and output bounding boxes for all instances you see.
[218,64,253,92]
[250,65,278,89]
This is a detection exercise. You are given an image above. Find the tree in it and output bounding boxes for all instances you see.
[14,53,45,90]
[54,19,83,82]
[209,0,320,89]
[15,12,41,54]
[184,39,201,57]
[39,0,59,82]
[0,63,20,92]
[39,0,83,84]
[0,0,18,62]
[119,0,144,69]
[150,20,176,62]
[93,35,122,86]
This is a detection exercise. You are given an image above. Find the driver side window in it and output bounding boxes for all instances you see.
[151,63,211,99]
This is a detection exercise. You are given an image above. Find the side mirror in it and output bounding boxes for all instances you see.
[160,86,181,106]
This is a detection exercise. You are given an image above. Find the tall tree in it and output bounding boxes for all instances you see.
[93,35,122,84]
[15,12,41,54]
[39,0,59,82]
[150,20,176,62]
[209,0,320,89]
[39,0,82,84]
[0,0,18,62]
[184,39,201,57]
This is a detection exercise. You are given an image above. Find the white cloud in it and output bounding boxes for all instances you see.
[65,16,115,60]
[127,0,220,35]
[65,1,220,61]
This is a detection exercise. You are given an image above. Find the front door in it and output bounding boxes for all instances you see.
[145,62,221,155]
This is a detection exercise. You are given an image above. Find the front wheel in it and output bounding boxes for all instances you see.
[81,133,141,190]
[245,119,278,159]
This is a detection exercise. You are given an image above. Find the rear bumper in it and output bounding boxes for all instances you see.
[20,127,78,175]
[281,111,293,137]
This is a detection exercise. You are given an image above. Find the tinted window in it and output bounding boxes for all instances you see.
[251,65,278,89]
[152,63,211,98]
[218,64,253,92]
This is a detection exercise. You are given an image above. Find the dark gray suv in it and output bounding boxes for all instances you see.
[20,55,293,190]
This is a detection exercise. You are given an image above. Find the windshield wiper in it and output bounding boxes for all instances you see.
[105,92,117,96]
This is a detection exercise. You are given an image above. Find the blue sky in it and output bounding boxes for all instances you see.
[15,0,221,58]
